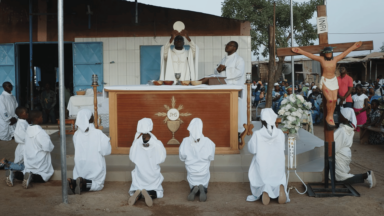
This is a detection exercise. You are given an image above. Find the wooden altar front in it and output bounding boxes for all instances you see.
[105,85,242,155]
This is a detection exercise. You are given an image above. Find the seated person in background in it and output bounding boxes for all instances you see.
[272,83,284,114]
[310,98,323,125]
[4,107,30,186]
[179,118,215,202]
[67,109,111,195]
[335,107,376,188]
[128,118,166,207]
[247,108,288,205]
[0,82,18,141]
[23,110,55,189]
[363,100,384,145]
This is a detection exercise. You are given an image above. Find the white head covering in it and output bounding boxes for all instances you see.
[187,118,204,142]
[134,118,157,141]
[75,109,92,133]
[305,83,309,86]
[312,86,317,89]
[261,108,278,134]
[340,107,357,127]
[274,83,279,86]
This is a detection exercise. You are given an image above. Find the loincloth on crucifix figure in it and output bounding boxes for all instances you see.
[291,41,362,130]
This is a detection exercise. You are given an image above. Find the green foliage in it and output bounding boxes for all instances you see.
[380,42,384,52]
[221,0,322,57]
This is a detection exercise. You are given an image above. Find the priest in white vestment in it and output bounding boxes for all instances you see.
[4,107,29,187]
[333,107,376,188]
[246,108,288,205]
[179,118,215,202]
[0,82,18,141]
[128,118,166,207]
[160,30,199,83]
[66,109,112,195]
[23,110,54,188]
[215,41,247,133]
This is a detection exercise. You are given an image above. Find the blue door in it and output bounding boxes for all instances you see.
[0,44,16,95]
[140,45,189,84]
[73,42,103,94]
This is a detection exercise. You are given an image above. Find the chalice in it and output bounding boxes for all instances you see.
[175,73,181,85]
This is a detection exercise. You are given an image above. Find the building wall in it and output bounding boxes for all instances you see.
[0,1,250,43]
[75,36,252,86]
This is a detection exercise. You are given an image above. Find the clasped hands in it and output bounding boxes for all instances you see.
[171,30,190,41]
[216,64,226,73]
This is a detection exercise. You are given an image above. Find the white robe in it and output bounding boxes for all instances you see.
[333,124,354,181]
[246,126,289,202]
[129,136,166,198]
[23,125,54,181]
[215,52,247,132]
[14,119,29,164]
[0,91,18,141]
[179,136,215,189]
[73,124,111,191]
[160,40,199,83]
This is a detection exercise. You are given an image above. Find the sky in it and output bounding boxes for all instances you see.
[131,0,384,60]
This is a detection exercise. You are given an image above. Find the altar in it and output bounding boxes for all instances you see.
[104,85,242,155]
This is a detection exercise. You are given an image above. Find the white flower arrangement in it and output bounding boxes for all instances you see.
[279,94,312,135]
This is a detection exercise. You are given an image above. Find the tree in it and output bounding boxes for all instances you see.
[222,0,322,83]
[380,42,384,52]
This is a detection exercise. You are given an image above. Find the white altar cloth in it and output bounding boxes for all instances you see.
[67,95,109,116]
[104,84,243,91]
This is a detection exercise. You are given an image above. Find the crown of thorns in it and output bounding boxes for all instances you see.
[321,46,336,53]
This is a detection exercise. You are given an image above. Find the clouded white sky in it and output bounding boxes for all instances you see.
[131,0,384,60]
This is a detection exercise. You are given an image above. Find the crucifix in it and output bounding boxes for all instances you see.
[277,5,373,197]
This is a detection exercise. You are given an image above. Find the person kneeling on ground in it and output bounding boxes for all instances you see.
[179,118,215,202]
[67,109,111,195]
[128,118,166,207]
[246,108,289,205]
[334,107,376,188]
[23,110,54,189]
[3,107,30,186]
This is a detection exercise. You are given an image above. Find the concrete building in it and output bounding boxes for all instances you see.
[0,0,252,106]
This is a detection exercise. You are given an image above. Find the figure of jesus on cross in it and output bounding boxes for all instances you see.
[291,41,362,129]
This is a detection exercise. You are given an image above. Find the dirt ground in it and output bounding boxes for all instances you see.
[1,126,384,216]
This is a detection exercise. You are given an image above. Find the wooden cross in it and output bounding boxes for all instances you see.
[276,5,373,191]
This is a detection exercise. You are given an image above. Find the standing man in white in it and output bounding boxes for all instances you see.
[179,118,215,202]
[67,109,112,195]
[246,108,288,205]
[160,29,199,83]
[215,41,247,134]
[128,118,166,207]
[0,82,18,141]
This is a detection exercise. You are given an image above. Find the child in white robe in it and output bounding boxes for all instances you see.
[22,110,54,189]
[246,108,288,205]
[179,118,215,202]
[3,107,29,186]
[66,109,112,194]
[334,107,376,188]
[0,82,18,141]
[128,118,166,207]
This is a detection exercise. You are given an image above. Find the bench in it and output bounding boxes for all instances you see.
[57,118,77,135]
[358,125,384,145]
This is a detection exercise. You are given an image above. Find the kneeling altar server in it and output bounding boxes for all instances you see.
[179,118,215,202]
[246,108,288,205]
[128,118,166,207]
[67,109,112,195]
[334,107,376,188]
[23,110,54,189]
